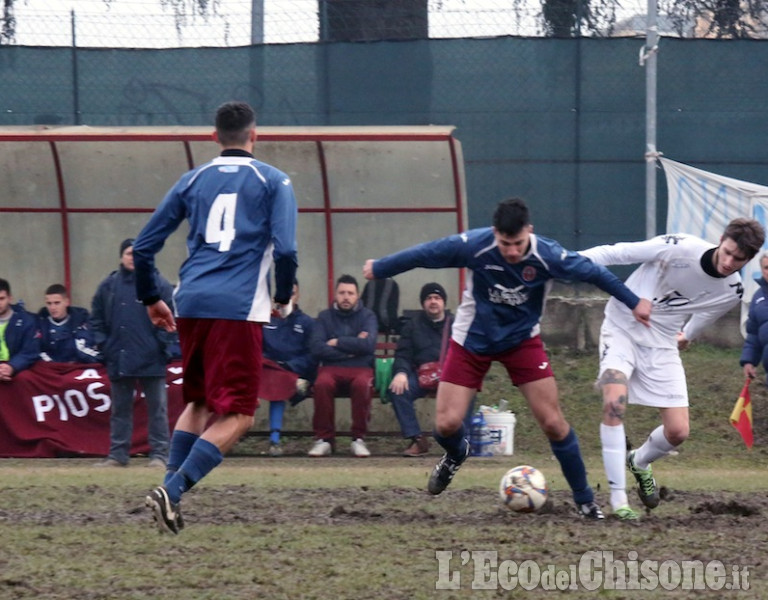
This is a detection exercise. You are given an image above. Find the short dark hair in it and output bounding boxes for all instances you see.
[723,218,765,260]
[336,274,358,291]
[215,101,256,147]
[0,278,9,295]
[45,284,68,296]
[493,197,531,236]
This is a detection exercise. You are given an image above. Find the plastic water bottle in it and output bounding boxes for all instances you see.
[470,411,493,457]
[498,398,509,412]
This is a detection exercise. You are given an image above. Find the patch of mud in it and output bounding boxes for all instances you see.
[691,499,760,517]
[5,483,767,534]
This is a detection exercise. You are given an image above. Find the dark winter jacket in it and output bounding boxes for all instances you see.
[740,277,768,370]
[263,306,317,381]
[90,266,175,379]
[0,303,41,374]
[392,311,453,376]
[310,301,378,368]
[37,305,102,363]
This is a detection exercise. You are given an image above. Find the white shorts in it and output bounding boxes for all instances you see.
[598,323,689,408]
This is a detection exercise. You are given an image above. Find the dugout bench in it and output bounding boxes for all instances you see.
[247,337,438,438]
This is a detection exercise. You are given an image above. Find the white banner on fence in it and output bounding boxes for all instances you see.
[660,157,768,333]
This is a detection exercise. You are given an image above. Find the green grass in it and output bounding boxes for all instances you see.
[0,344,766,599]
[475,343,768,463]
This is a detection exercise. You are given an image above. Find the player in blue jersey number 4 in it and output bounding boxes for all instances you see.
[133,101,298,534]
[363,197,652,520]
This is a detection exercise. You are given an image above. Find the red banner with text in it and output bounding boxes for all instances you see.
[0,361,186,458]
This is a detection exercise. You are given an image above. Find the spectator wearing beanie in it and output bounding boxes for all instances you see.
[387,282,456,456]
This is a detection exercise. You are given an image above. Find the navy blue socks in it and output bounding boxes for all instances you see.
[433,423,469,461]
[550,427,593,505]
[165,438,223,504]
[164,430,199,486]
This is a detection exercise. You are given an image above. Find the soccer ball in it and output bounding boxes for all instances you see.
[499,465,548,513]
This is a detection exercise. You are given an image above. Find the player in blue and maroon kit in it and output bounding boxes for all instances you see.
[363,197,652,520]
[133,101,298,534]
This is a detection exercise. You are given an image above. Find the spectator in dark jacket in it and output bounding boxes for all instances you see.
[260,279,317,456]
[389,283,453,457]
[38,283,101,363]
[90,239,176,468]
[741,252,768,382]
[308,274,377,457]
[0,278,41,381]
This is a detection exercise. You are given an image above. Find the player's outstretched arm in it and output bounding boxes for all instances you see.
[147,300,176,333]
[632,298,652,328]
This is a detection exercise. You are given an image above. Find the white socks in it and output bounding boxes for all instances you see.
[633,425,677,469]
[602,423,678,511]
[600,423,628,510]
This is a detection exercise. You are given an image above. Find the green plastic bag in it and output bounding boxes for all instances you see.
[375,357,394,404]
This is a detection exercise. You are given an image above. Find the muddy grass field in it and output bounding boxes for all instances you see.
[0,454,765,600]
[1,346,766,599]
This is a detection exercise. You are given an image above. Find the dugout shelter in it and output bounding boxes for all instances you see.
[0,126,467,318]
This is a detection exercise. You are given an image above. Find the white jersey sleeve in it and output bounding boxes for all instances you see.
[581,234,742,348]
[580,234,688,267]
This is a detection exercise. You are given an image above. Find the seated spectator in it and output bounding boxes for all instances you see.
[389,283,452,457]
[260,279,317,456]
[37,283,102,363]
[309,274,377,457]
[0,278,41,381]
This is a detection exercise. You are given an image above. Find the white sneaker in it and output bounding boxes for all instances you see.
[308,440,332,457]
[350,438,371,457]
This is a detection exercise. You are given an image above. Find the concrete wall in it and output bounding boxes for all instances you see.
[539,295,744,350]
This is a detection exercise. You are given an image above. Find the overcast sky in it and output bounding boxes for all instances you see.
[10,0,651,47]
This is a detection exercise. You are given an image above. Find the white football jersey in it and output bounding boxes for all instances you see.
[581,233,743,348]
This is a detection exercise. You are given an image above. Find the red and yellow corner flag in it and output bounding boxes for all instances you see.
[730,379,754,449]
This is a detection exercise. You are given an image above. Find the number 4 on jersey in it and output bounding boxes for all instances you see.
[206,193,237,252]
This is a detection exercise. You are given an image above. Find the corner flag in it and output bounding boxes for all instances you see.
[729,379,753,449]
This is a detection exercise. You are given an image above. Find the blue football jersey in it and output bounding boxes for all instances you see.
[133,151,298,322]
[373,228,639,355]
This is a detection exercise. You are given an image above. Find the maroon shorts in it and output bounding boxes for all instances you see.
[177,317,263,416]
[440,336,555,391]
[259,358,299,402]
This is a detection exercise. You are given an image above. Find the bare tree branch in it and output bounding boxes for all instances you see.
[1,0,219,44]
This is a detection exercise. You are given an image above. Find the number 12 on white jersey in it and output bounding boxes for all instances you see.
[205,193,237,252]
